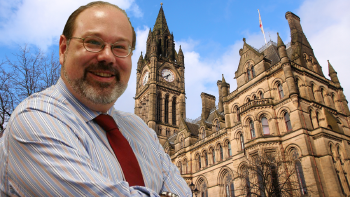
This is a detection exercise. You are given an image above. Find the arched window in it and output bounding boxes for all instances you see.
[284,112,292,131]
[201,129,206,139]
[204,152,208,167]
[338,146,343,164]
[331,93,335,105]
[197,154,201,170]
[183,159,187,174]
[216,120,220,131]
[178,161,182,174]
[259,91,264,99]
[249,119,256,138]
[330,144,336,163]
[199,182,208,197]
[236,106,240,122]
[311,84,315,100]
[164,95,169,123]
[212,148,216,164]
[252,66,256,77]
[219,145,224,161]
[172,97,176,125]
[261,117,270,135]
[292,150,307,195]
[253,95,257,100]
[227,141,232,157]
[278,83,284,99]
[156,94,162,122]
[166,128,170,136]
[240,134,244,151]
[180,137,184,148]
[247,69,252,81]
[309,109,314,129]
[316,112,320,127]
[320,88,324,103]
[224,174,235,197]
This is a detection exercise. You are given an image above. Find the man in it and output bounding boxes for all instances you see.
[0,1,191,196]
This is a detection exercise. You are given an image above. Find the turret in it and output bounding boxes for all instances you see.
[328,60,339,84]
[177,45,184,66]
[217,75,229,113]
[201,93,216,120]
[277,32,298,96]
[137,52,143,71]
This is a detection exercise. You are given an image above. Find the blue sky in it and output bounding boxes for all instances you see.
[0,0,349,119]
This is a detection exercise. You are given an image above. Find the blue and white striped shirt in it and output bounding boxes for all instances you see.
[0,78,191,197]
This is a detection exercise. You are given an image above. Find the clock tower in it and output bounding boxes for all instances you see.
[134,5,186,145]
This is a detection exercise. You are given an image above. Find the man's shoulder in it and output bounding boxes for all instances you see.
[12,85,71,120]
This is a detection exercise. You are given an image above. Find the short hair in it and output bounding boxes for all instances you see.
[62,1,136,50]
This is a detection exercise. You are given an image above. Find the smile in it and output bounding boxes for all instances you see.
[91,72,114,78]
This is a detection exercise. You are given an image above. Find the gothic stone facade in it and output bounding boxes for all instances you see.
[135,7,350,197]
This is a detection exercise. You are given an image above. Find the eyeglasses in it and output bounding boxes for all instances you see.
[70,36,133,58]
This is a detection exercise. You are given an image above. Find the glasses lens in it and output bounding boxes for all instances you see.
[84,36,103,52]
[112,41,131,57]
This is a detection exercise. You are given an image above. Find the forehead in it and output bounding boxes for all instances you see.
[73,5,132,42]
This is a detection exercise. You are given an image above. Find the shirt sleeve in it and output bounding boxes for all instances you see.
[151,130,192,197]
[4,110,163,197]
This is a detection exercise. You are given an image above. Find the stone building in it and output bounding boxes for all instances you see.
[135,6,350,197]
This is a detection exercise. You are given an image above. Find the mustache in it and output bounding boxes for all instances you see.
[84,62,120,81]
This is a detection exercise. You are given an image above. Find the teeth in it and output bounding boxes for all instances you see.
[93,72,113,77]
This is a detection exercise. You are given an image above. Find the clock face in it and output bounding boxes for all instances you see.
[161,69,175,82]
[142,71,149,86]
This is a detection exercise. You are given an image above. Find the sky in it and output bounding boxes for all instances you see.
[0,0,349,120]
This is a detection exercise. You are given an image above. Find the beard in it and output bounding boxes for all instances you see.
[62,61,127,105]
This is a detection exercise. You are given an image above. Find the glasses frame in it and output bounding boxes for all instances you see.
[70,36,134,58]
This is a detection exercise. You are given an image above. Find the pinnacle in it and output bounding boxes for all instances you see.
[277,32,285,48]
[153,4,170,35]
[328,60,336,74]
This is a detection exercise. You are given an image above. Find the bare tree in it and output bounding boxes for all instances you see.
[235,152,313,197]
[0,45,60,131]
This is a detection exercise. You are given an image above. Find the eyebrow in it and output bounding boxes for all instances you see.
[82,31,131,43]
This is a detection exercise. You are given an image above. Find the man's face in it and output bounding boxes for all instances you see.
[59,6,133,106]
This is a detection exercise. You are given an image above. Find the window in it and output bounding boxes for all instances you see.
[216,120,220,131]
[240,134,244,151]
[331,93,335,104]
[309,110,314,129]
[252,66,256,77]
[178,161,182,174]
[224,174,235,197]
[316,112,319,127]
[320,88,324,103]
[156,94,162,122]
[278,83,284,99]
[247,69,252,81]
[164,95,169,123]
[261,117,270,135]
[249,119,256,138]
[180,137,184,148]
[292,151,307,195]
[236,106,240,121]
[205,152,208,167]
[197,154,201,170]
[183,159,187,174]
[284,112,292,131]
[172,97,176,125]
[219,145,224,161]
[260,92,264,99]
[166,128,169,136]
[311,84,315,100]
[212,148,216,164]
[228,142,232,157]
[201,129,206,139]
[253,95,257,100]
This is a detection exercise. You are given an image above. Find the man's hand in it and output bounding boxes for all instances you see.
[160,192,179,197]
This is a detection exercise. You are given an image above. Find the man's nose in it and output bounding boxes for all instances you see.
[96,45,116,63]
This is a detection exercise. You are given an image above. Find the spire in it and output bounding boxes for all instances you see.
[137,51,143,69]
[138,51,143,61]
[153,4,170,35]
[277,32,285,48]
[221,74,228,87]
[328,60,336,74]
[178,45,183,55]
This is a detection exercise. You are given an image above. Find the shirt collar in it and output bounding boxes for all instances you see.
[56,77,115,122]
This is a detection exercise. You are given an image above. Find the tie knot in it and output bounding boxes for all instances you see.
[94,114,118,132]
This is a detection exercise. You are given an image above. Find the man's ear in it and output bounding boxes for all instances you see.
[59,35,68,65]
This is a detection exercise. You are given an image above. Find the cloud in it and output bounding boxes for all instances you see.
[296,0,350,100]
[0,0,142,51]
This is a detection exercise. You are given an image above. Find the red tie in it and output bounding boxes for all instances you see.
[94,114,145,186]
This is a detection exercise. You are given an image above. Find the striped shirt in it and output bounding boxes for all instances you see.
[0,78,191,197]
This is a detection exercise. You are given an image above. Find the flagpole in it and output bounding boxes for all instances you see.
[258,9,267,45]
